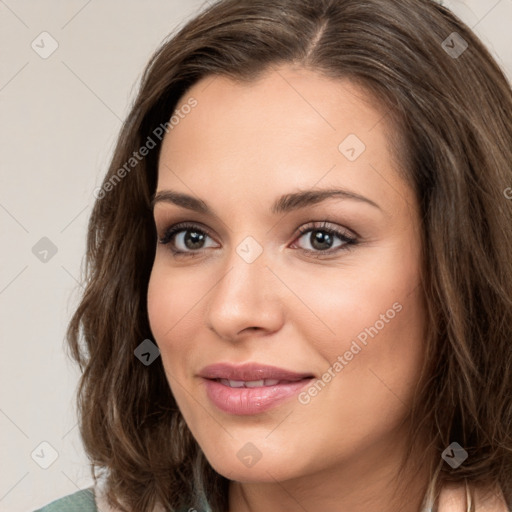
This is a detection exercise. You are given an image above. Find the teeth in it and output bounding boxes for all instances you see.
[218,378,282,388]
[245,379,264,388]
[220,379,244,387]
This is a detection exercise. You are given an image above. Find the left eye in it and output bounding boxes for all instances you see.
[297,227,356,252]
[291,222,357,255]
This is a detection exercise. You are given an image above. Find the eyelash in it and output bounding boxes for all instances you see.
[158,221,358,259]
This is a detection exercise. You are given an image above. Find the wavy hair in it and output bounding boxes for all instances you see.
[67,0,512,510]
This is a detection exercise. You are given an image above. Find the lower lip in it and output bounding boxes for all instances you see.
[202,378,313,415]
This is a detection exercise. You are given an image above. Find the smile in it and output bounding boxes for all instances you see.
[202,376,314,415]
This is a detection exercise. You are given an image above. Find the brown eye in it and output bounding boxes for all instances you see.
[292,221,357,257]
[173,229,207,250]
[159,222,218,255]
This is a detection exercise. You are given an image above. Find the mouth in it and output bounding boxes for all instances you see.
[198,362,314,382]
[198,363,315,415]
[214,378,307,388]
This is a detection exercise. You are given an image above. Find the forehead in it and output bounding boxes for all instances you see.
[162,66,388,153]
[157,66,413,217]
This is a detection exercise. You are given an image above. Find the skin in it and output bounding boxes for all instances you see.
[147,65,430,512]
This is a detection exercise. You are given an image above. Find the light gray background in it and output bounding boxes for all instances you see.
[0,1,510,511]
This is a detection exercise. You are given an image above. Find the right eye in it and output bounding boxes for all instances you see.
[159,222,219,256]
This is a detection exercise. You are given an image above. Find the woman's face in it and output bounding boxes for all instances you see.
[148,66,426,484]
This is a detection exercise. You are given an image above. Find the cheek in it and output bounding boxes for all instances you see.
[147,266,172,342]
[296,239,426,417]
[296,276,425,458]
[147,263,195,357]
[296,259,420,360]
[147,264,201,413]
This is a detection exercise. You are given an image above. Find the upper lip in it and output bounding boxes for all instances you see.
[198,362,314,382]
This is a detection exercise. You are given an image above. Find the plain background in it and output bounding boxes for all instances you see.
[0,1,511,511]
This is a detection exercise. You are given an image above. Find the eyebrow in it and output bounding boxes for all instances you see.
[151,187,381,215]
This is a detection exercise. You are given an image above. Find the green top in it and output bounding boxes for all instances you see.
[33,488,205,512]
[34,489,97,511]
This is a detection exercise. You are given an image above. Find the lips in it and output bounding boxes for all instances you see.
[198,363,315,415]
[218,378,281,388]
[198,362,314,382]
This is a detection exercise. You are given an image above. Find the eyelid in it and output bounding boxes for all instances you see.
[158,221,218,245]
[294,220,356,241]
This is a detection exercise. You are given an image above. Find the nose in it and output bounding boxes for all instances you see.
[205,245,285,342]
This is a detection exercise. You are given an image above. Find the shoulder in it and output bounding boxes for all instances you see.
[33,488,97,512]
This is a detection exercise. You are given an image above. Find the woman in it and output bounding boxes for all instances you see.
[34,0,512,510]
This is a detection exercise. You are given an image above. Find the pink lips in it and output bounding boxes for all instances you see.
[198,363,314,415]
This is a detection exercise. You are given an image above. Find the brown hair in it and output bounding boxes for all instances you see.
[67,0,512,510]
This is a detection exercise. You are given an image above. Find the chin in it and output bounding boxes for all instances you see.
[201,440,305,483]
